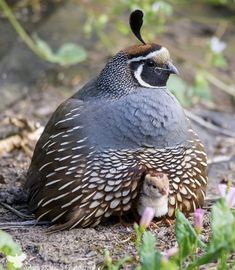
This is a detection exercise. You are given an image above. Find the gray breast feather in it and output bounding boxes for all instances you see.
[80,88,190,150]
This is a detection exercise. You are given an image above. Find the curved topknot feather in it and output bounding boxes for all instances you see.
[129,9,146,45]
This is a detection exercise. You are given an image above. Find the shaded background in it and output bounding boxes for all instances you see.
[1,0,235,112]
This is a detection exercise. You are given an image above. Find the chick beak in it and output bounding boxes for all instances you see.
[167,62,179,75]
[160,188,169,196]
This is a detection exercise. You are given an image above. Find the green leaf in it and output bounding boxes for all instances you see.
[175,210,204,261]
[157,1,173,16]
[193,71,212,101]
[167,76,192,107]
[186,200,235,269]
[186,245,225,270]
[134,223,145,251]
[139,231,161,270]
[54,43,87,66]
[33,35,54,59]
[211,53,227,68]
[103,250,131,270]
[0,230,21,256]
[160,259,179,270]
[33,35,87,66]
[7,253,27,270]
[211,199,235,248]
[116,21,129,35]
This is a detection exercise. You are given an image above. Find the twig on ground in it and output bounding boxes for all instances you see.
[0,220,49,229]
[0,202,34,220]
[206,73,235,99]
[185,110,235,137]
[207,155,234,165]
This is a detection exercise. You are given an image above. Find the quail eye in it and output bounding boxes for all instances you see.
[146,60,155,67]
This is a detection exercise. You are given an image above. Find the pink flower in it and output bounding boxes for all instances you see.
[194,208,204,234]
[218,184,227,197]
[162,246,179,258]
[139,207,155,228]
[218,184,235,208]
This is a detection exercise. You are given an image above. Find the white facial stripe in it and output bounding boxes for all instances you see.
[134,65,167,89]
[134,64,160,89]
[128,47,169,63]
[134,64,154,88]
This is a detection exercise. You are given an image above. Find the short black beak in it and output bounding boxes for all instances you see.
[167,62,179,75]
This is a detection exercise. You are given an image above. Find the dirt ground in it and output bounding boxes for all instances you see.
[0,2,235,269]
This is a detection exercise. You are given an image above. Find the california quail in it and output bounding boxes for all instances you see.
[137,172,169,218]
[25,10,208,230]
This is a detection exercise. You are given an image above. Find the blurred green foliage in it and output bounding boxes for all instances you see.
[82,0,173,40]
[168,33,228,107]
[0,0,87,66]
[1,0,233,106]
[33,35,87,66]
[205,0,235,5]
[0,230,26,270]
[168,71,212,107]
[80,0,231,107]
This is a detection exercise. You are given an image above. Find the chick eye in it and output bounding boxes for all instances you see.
[146,60,155,67]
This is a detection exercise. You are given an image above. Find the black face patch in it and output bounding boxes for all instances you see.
[129,59,173,87]
[141,60,170,87]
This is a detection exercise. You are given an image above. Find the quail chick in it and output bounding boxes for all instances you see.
[137,172,169,218]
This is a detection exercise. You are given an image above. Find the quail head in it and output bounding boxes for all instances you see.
[25,10,208,230]
[137,172,169,218]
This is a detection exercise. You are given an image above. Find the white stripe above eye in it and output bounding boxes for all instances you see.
[127,47,168,63]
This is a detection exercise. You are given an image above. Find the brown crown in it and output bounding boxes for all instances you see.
[123,43,162,58]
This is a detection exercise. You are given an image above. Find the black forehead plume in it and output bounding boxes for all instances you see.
[129,10,146,45]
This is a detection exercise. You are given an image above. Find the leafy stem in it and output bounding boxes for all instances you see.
[0,0,47,60]
[0,0,87,66]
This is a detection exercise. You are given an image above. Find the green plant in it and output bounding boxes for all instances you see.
[103,250,131,270]
[82,0,173,45]
[204,0,235,6]
[103,185,235,270]
[114,0,173,38]
[168,71,212,107]
[208,36,227,68]
[0,0,87,66]
[0,230,26,269]
[168,35,229,107]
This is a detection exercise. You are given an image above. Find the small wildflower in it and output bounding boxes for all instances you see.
[210,36,226,54]
[7,252,27,268]
[218,183,227,197]
[194,208,204,234]
[218,183,235,208]
[162,246,179,259]
[226,187,235,208]
[152,2,160,12]
[139,207,155,228]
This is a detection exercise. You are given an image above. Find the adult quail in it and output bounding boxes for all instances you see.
[25,10,208,230]
[137,172,169,218]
